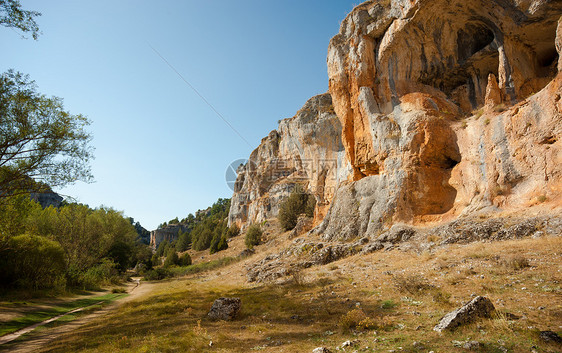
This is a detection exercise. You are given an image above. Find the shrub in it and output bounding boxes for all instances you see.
[245,224,262,249]
[80,259,120,289]
[339,309,377,331]
[176,230,191,252]
[209,233,228,254]
[178,252,192,267]
[144,267,171,281]
[392,274,434,295]
[503,255,530,270]
[278,186,316,231]
[163,249,179,268]
[155,240,169,257]
[0,233,66,290]
[226,224,240,238]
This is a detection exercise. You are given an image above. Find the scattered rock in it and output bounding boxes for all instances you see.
[238,248,255,258]
[463,341,481,350]
[208,297,241,321]
[312,348,332,353]
[341,339,359,348]
[539,330,562,344]
[434,296,495,332]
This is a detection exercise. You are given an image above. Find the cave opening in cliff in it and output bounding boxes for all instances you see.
[456,24,495,63]
[537,46,559,78]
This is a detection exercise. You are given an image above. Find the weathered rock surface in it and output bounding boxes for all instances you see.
[319,0,562,240]
[229,1,562,282]
[434,296,495,332]
[30,191,63,209]
[290,215,313,239]
[207,297,241,321]
[149,224,190,249]
[228,93,351,229]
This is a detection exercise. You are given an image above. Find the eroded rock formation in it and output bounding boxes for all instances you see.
[230,0,562,243]
[149,224,189,249]
[228,94,351,228]
[318,0,562,240]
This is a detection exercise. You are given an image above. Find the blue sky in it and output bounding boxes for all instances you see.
[1,0,358,230]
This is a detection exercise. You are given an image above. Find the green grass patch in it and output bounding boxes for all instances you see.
[167,256,239,277]
[0,293,126,337]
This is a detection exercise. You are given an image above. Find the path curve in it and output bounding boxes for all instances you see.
[0,278,153,353]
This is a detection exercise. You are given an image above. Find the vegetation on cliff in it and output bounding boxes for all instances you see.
[278,186,316,231]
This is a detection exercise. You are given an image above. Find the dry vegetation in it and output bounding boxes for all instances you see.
[7,228,562,353]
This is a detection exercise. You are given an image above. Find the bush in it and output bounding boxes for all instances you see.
[175,230,191,252]
[155,240,169,257]
[79,259,120,290]
[209,233,228,254]
[245,224,262,249]
[226,224,240,238]
[278,186,316,231]
[144,267,171,281]
[163,249,179,268]
[339,309,377,331]
[178,252,192,267]
[392,274,434,295]
[0,233,66,290]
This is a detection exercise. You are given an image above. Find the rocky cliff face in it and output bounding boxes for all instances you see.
[230,0,562,239]
[149,224,189,249]
[317,0,562,240]
[228,94,351,228]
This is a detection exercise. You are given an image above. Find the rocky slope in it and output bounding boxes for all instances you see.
[229,0,562,242]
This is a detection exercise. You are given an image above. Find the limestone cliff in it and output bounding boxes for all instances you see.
[228,94,351,228]
[318,0,562,240]
[230,0,562,240]
[149,224,189,249]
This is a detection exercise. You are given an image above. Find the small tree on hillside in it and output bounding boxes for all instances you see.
[178,252,192,266]
[226,224,240,238]
[163,249,179,268]
[245,224,262,249]
[176,230,191,252]
[278,185,316,231]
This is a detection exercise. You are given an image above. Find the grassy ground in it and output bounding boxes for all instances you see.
[33,233,562,353]
[0,293,127,337]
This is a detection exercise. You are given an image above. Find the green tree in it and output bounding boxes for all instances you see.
[178,252,192,267]
[0,0,41,40]
[0,233,65,289]
[163,249,179,268]
[0,70,93,203]
[278,185,316,231]
[175,230,191,252]
[155,240,169,258]
[226,224,240,238]
[245,224,262,249]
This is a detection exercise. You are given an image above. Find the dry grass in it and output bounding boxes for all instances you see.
[17,228,562,353]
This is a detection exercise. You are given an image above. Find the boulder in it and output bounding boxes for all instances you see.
[434,296,495,332]
[312,348,332,353]
[208,297,241,321]
[290,215,313,238]
[463,341,481,350]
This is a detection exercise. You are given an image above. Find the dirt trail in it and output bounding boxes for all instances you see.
[0,278,154,353]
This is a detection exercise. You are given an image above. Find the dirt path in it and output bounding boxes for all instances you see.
[0,278,154,353]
